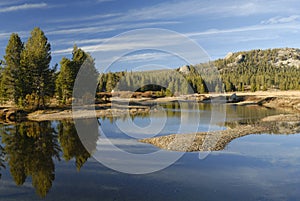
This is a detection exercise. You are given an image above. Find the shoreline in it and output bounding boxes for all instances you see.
[139,114,300,152]
[0,90,300,122]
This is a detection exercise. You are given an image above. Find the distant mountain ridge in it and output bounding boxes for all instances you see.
[216,48,300,70]
[98,47,300,94]
[211,47,300,91]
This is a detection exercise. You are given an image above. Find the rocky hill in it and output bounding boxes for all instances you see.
[218,48,300,70]
[210,48,300,91]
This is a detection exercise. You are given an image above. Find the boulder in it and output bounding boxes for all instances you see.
[179,65,190,74]
[235,54,245,63]
[228,93,237,102]
[225,52,233,60]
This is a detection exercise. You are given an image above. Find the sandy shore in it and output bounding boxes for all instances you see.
[27,104,151,121]
[1,90,300,122]
[25,90,300,121]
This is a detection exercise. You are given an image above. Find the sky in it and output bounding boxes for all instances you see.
[1,0,300,72]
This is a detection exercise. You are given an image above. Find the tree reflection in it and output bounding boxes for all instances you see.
[0,144,4,179]
[0,119,99,197]
[58,120,91,171]
[1,121,60,197]
[0,124,6,179]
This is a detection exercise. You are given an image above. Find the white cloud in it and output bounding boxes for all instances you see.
[47,13,122,24]
[52,47,74,55]
[0,32,12,40]
[118,52,171,62]
[0,2,47,13]
[46,0,300,64]
[113,0,300,22]
[48,26,116,35]
[48,21,179,38]
[261,15,300,24]
[52,22,300,57]
[47,0,298,32]
[186,23,300,37]
[0,30,28,41]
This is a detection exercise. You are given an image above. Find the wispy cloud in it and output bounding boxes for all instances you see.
[38,0,300,64]
[0,32,12,40]
[45,0,300,43]
[0,30,28,41]
[48,26,116,35]
[52,21,300,62]
[261,15,300,24]
[186,23,300,37]
[113,0,300,22]
[47,13,122,24]
[95,0,115,3]
[118,52,171,63]
[0,2,47,13]
[47,21,179,37]
[47,0,297,31]
[0,0,23,7]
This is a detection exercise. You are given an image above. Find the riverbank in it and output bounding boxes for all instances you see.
[1,90,300,122]
[27,104,151,121]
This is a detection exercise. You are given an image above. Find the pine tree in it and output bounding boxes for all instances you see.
[56,45,98,104]
[1,33,24,103]
[56,58,73,104]
[20,27,54,109]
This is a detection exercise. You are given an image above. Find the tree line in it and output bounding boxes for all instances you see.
[98,67,209,96]
[214,48,300,92]
[98,49,300,94]
[0,27,98,109]
[1,28,300,110]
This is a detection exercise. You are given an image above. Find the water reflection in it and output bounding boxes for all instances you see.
[0,144,4,179]
[0,119,98,197]
[100,102,285,125]
[1,121,60,197]
[0,103,288,198]
[58,120,91,171]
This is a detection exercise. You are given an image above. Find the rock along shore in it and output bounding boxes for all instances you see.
[139,114,300,152]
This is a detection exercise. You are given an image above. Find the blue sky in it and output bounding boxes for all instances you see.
[1,0,300,71]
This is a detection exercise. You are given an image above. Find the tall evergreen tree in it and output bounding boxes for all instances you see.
[1,33,24,103]
[20,27,54,108]
[56,58,73,104]
[56,45,98,104]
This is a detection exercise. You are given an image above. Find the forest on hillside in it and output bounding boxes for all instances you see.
[1,28,300,110]
[98,48,300,94]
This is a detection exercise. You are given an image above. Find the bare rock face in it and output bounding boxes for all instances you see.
[235,54,245,63]
[223,48,300,69]
[274,48,300,68]
[226,53,245,67]
[225,52,233,60]
[179,65,190,74]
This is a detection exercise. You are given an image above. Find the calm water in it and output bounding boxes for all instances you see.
[0,103,299,201]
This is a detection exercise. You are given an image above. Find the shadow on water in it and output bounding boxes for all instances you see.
[0,119,99,198]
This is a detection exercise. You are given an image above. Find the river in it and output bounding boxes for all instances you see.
[0,103,299,200]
